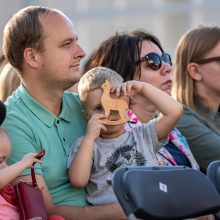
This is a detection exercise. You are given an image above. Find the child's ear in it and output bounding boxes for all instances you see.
[187,63,202,81]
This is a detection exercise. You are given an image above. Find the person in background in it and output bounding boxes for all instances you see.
[0,55,8,73]
[87,30,199,170]
[68,66,182,205]
[0,62,20,102]
[172,25,220,173]
[2,6,126,219]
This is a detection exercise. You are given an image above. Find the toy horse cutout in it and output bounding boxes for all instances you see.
[101,80,129,125]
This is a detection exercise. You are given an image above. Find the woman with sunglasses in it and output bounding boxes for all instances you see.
[172,25,220,173]
[86,30,199,170]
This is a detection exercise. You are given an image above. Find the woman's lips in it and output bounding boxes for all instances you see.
[160,80,172,93]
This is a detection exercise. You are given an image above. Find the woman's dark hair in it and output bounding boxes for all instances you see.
[87,29,164,81]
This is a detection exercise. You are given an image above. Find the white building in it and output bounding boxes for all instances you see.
[1,0,220,62]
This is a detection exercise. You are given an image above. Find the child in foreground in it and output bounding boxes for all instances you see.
[67,67,183,205]
[0,128,64,220]
[0,128,43,219]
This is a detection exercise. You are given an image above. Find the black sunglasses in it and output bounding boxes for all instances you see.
[136,52,172,70]
[194,56,220,64]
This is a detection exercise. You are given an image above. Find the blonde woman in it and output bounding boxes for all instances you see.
[172,25,220,173]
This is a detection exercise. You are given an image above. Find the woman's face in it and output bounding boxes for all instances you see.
[133,40,172,95]
[195,41,220,98]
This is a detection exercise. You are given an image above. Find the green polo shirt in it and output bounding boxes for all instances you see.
[2,85,88,206]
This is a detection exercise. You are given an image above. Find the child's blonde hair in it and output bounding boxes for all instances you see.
[78,67,124,105]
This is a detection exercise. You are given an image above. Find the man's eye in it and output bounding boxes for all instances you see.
[63,42,71,47]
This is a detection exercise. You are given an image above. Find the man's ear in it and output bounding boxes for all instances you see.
[23,48,40,68]
[187,63,202,81]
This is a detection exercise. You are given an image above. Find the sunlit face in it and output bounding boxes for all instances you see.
[196,42,220,98]
[84,88,126,138]
[133,40,172,95]
[0,132,11,169]
[37,13,86,90]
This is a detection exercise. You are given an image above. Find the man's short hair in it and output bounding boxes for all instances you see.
[2,6,61,72]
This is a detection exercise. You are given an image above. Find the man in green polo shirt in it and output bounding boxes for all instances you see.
[2,6,126,219]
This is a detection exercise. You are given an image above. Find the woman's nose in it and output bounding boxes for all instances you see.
[161,62,172,75]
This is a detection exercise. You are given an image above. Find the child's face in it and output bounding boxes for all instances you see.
[84,88,126,138]
[0,133,11,169]
[84,88,105,118]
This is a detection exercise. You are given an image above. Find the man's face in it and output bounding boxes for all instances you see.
[37,13,86,90]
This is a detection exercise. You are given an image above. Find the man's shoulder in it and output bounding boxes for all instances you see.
[64,91,80,99]
[63,91,86,127]
[4,90,25,117]
[63,91,81,105]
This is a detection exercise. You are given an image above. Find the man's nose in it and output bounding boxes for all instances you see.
[75,43,86,59]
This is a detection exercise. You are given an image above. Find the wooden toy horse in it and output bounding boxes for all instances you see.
[101,80,129,125]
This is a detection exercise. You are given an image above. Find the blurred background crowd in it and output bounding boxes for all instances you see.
[1,0,220,63]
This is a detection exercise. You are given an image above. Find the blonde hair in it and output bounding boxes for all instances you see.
[78,67,123,105]
[172,25,220,110]
[0,63,20,102]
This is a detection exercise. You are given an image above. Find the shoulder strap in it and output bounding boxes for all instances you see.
[31,165,37,187]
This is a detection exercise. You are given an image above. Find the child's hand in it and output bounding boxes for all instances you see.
[86,113,107,140]
[21,153,43,168]
[111,80,143,97]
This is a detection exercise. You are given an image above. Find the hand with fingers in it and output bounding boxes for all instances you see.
[86,113,107,141]
[111,80,144,98]
[21,152,43,168]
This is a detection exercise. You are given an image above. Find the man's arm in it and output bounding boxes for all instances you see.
[16,174,127,220]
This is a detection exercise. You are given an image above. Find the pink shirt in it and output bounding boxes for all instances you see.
[0,194,19,220]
